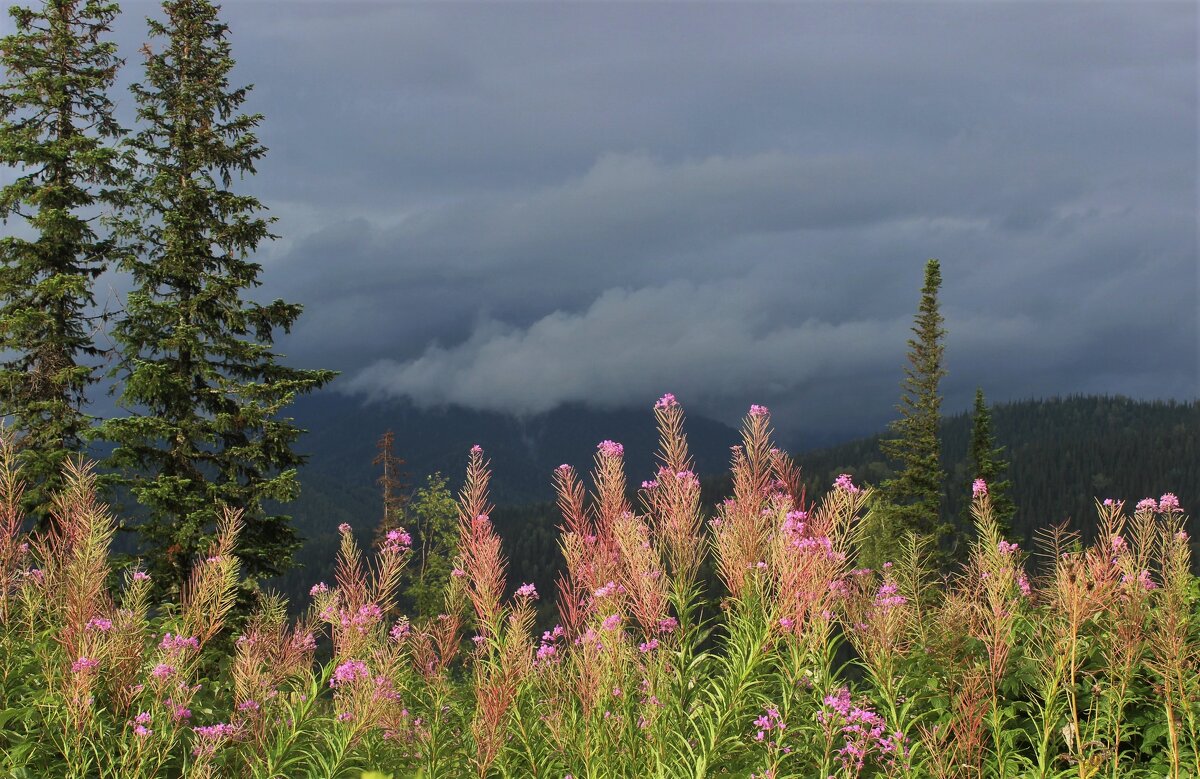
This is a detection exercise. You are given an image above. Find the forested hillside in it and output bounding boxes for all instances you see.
[275,394,1198,602]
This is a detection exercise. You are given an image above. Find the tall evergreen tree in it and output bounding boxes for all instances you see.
[99,0,335,596]
[877,258,950,561]
[0,0,124,519]
[966,387,1015,535]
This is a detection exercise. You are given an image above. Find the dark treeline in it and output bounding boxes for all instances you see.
[274,394,1198,607]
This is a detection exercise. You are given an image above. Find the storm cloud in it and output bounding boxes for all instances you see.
[89,2,1197,438]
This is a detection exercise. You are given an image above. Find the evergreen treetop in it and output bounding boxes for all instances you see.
[0,0,125,519]
[966,387,1015,536]
[878,258,951,562]
[99,0,335,596]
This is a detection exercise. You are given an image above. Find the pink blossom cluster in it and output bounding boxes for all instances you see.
[130,711,152,738]
[997,540,1020,555]
[536,624,565,665]
[834,473,861,494]
[654,393,678,409]
[71,656,99,674]
[160,633,200,654]
[748,404,770,418]
[389,619,411,643]
[972,478,988,498]
[597,439,624,458]
[191,722,240,757]
[330,659,370,688]
[309,581,329,596]
[752,706,786,745]
[515,582,538,600]
[1121,569,1157,592]
[85,617,113,632]
[383,528,412,553]
[873,582,907,612]
[819,687,908,772]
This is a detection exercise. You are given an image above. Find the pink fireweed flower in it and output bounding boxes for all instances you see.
[834,473,861,494]
[748,404,769,417]
[1122,569,1157,592]
[655,393,678,409]
[309,582,329,596]
[330,660,370,688]
[972,479,988,498]
[874,582,907,611]
[998,540,1020,555]
[1102,498,1118,507]
[237,700,260,712]
[451,567,466,578]
[389,619,411,643]
[593,581,617,599]
[384,528,412,551]
[191,723,240,757]
[597,439,624,458]
[1159,493,1181,513]
[639,638,660,653]
[71,656,99,674]
[471,635,486,646]
[752,706,786,743]
[657,617,678,634]
[133,724,152,738]
[132,570,150,582]
[641,479,659,489]
[1111,535,1127,553]
[24,568,44,584]
[1018,572,1032,597]
[151,663,176,679]
[160,633,200,653]
[1135,498,1158,514]
[516,582,538,600]
[601,613,622,631]
[85,617,113,632]
[337,522,351,534]
[470,444,483,455]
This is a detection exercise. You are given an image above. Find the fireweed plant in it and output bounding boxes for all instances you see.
[0,398,1196,778]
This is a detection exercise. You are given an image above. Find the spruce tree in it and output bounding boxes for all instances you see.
[100,0,335,596]
[966,387,1015,536]
[0,0,124,519]
[878,258,950,561]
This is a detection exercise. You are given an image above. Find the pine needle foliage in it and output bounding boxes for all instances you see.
[97,0,335,596]
[965,387,1015,536]
[0,0,125,521]
[878,259,951,564]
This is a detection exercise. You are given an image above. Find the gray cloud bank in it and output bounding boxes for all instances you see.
[94,2,1197,437]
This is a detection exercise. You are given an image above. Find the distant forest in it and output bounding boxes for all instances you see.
[275,394,1198,606]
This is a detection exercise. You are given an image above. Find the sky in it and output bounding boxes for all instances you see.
[27,1,1200,440]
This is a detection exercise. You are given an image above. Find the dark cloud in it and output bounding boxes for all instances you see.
[76,2,1200,436]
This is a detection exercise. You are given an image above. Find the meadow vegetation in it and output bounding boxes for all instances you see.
[1,397,1196,778]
